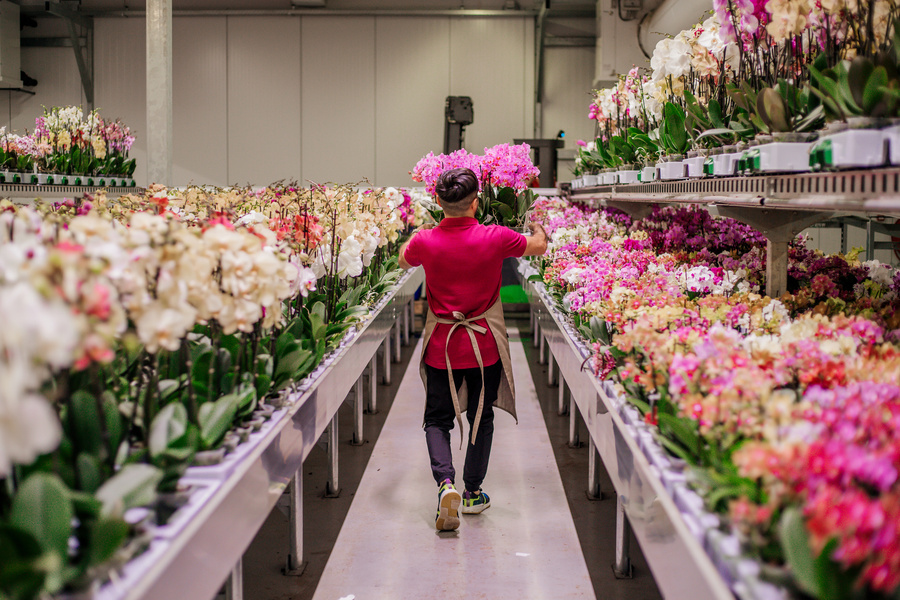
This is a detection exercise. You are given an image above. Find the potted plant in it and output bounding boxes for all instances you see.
[808,55,897,169]
[657,102,690,180]
[749,80,824,173]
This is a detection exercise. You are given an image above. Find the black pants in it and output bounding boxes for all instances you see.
[424,361,502,493]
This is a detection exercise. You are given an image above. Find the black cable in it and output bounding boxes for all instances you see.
[637,11,652,58]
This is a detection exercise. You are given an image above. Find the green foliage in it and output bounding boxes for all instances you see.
[477,185,535,228]
[756,80,824,133]
[809,49,900,120]
[659,102,691,155]
[778,509,858,600]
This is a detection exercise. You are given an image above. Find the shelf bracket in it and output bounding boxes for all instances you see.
[712,206,834,298]
[605,200,660,221]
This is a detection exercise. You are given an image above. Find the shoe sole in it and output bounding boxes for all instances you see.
[461,501,491,514]
[435,490,461,531]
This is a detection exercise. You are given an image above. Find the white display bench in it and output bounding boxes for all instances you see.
[95,267,424,600]
[525,169,900,600]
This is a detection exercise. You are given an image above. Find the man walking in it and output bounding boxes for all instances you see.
[399,167,548,531]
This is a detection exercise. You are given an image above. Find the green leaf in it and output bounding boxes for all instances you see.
[149,402,188,459]
[657,413,700,458]
[76,452,104,493]
[9,474,73,567]
[779,508,819,597]
[86,517,129,568]
[69,390,102,456]
[863,65,889,114]
[95,463,164,517]
[757,87,790,132]
[198,393,239,449]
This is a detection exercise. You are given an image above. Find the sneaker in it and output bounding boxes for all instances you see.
[435,479,461,531]
[461,489,491,514]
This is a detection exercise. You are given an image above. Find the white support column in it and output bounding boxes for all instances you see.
[325,416,340,497]
[568,400,580,447]
[557,379,568,416]
[392,321,401,363]
[382,336,391,385]
[146,0,173,186]
[547,351,557,386]
[225,557,243,600]
[366,355,377,414]
[587,437,603,500]
[614,495,633,578]
[283,471,306,576]
[351,377,364,446]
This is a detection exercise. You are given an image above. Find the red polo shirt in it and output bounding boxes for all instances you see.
[403,217,527,369]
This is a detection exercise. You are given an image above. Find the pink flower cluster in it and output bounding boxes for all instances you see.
[410,143,539,195]
[533,196,900,595]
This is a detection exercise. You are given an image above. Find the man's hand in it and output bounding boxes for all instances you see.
[523,222,548,256]
[399,223,434,269]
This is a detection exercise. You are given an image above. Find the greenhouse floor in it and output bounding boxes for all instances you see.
[240,316,662,600]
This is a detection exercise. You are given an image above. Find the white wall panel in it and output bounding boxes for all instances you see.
[375,17,449,187]
[543,45,596,183]
[10,48,84,133]
[173,17,227,186]
[449,17,533,154]
[95,17,147,186]
[227,17,301,187]
[301,16,376,185]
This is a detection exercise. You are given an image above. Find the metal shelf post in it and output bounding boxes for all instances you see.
[548,351,557,386]
[283,470,306,576]
[382,335,391,385]
[326,416,340,497]
[613,495,633,578]
[352,377,364,446]
[392,321,401,363]
[224,558,243,600]
[558,379,568,416]
[568,398,580,447]
[366,355,378,414]
[587,436,603,500]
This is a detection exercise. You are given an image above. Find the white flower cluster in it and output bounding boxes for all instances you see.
[0,182,412,477]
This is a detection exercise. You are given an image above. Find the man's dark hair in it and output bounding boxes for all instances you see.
[435,168,478,215]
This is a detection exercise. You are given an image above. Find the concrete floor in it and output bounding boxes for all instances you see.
[241,315,663,600]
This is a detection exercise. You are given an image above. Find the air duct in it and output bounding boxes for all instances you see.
[638,0,711,58]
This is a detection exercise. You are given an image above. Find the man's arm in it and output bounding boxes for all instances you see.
[522,223,548,256]
[398,224,433,269]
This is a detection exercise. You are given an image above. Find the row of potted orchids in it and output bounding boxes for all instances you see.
[0,106,137,187]
[0,183,430,599]
[529,196,900,599]
[573,0,900,187]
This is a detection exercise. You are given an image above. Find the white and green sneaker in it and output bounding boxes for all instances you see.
[435,479,461,531]
[461,489,491,514]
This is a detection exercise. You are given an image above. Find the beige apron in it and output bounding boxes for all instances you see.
[419,298,517,446]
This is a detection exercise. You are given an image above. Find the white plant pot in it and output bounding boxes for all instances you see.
[617,170,640,184]
[712,152,738,176]
[25,172,40,185]
[882,124,900,165]
[683,156,706,178]
[582,174,599,187]
[753,142,812,173]
[811,129,886,169]
[658,160,685,180]
[640,166,658,182]
[36,173,53,185]
[601,172,617,185]
[570,177,582,189]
